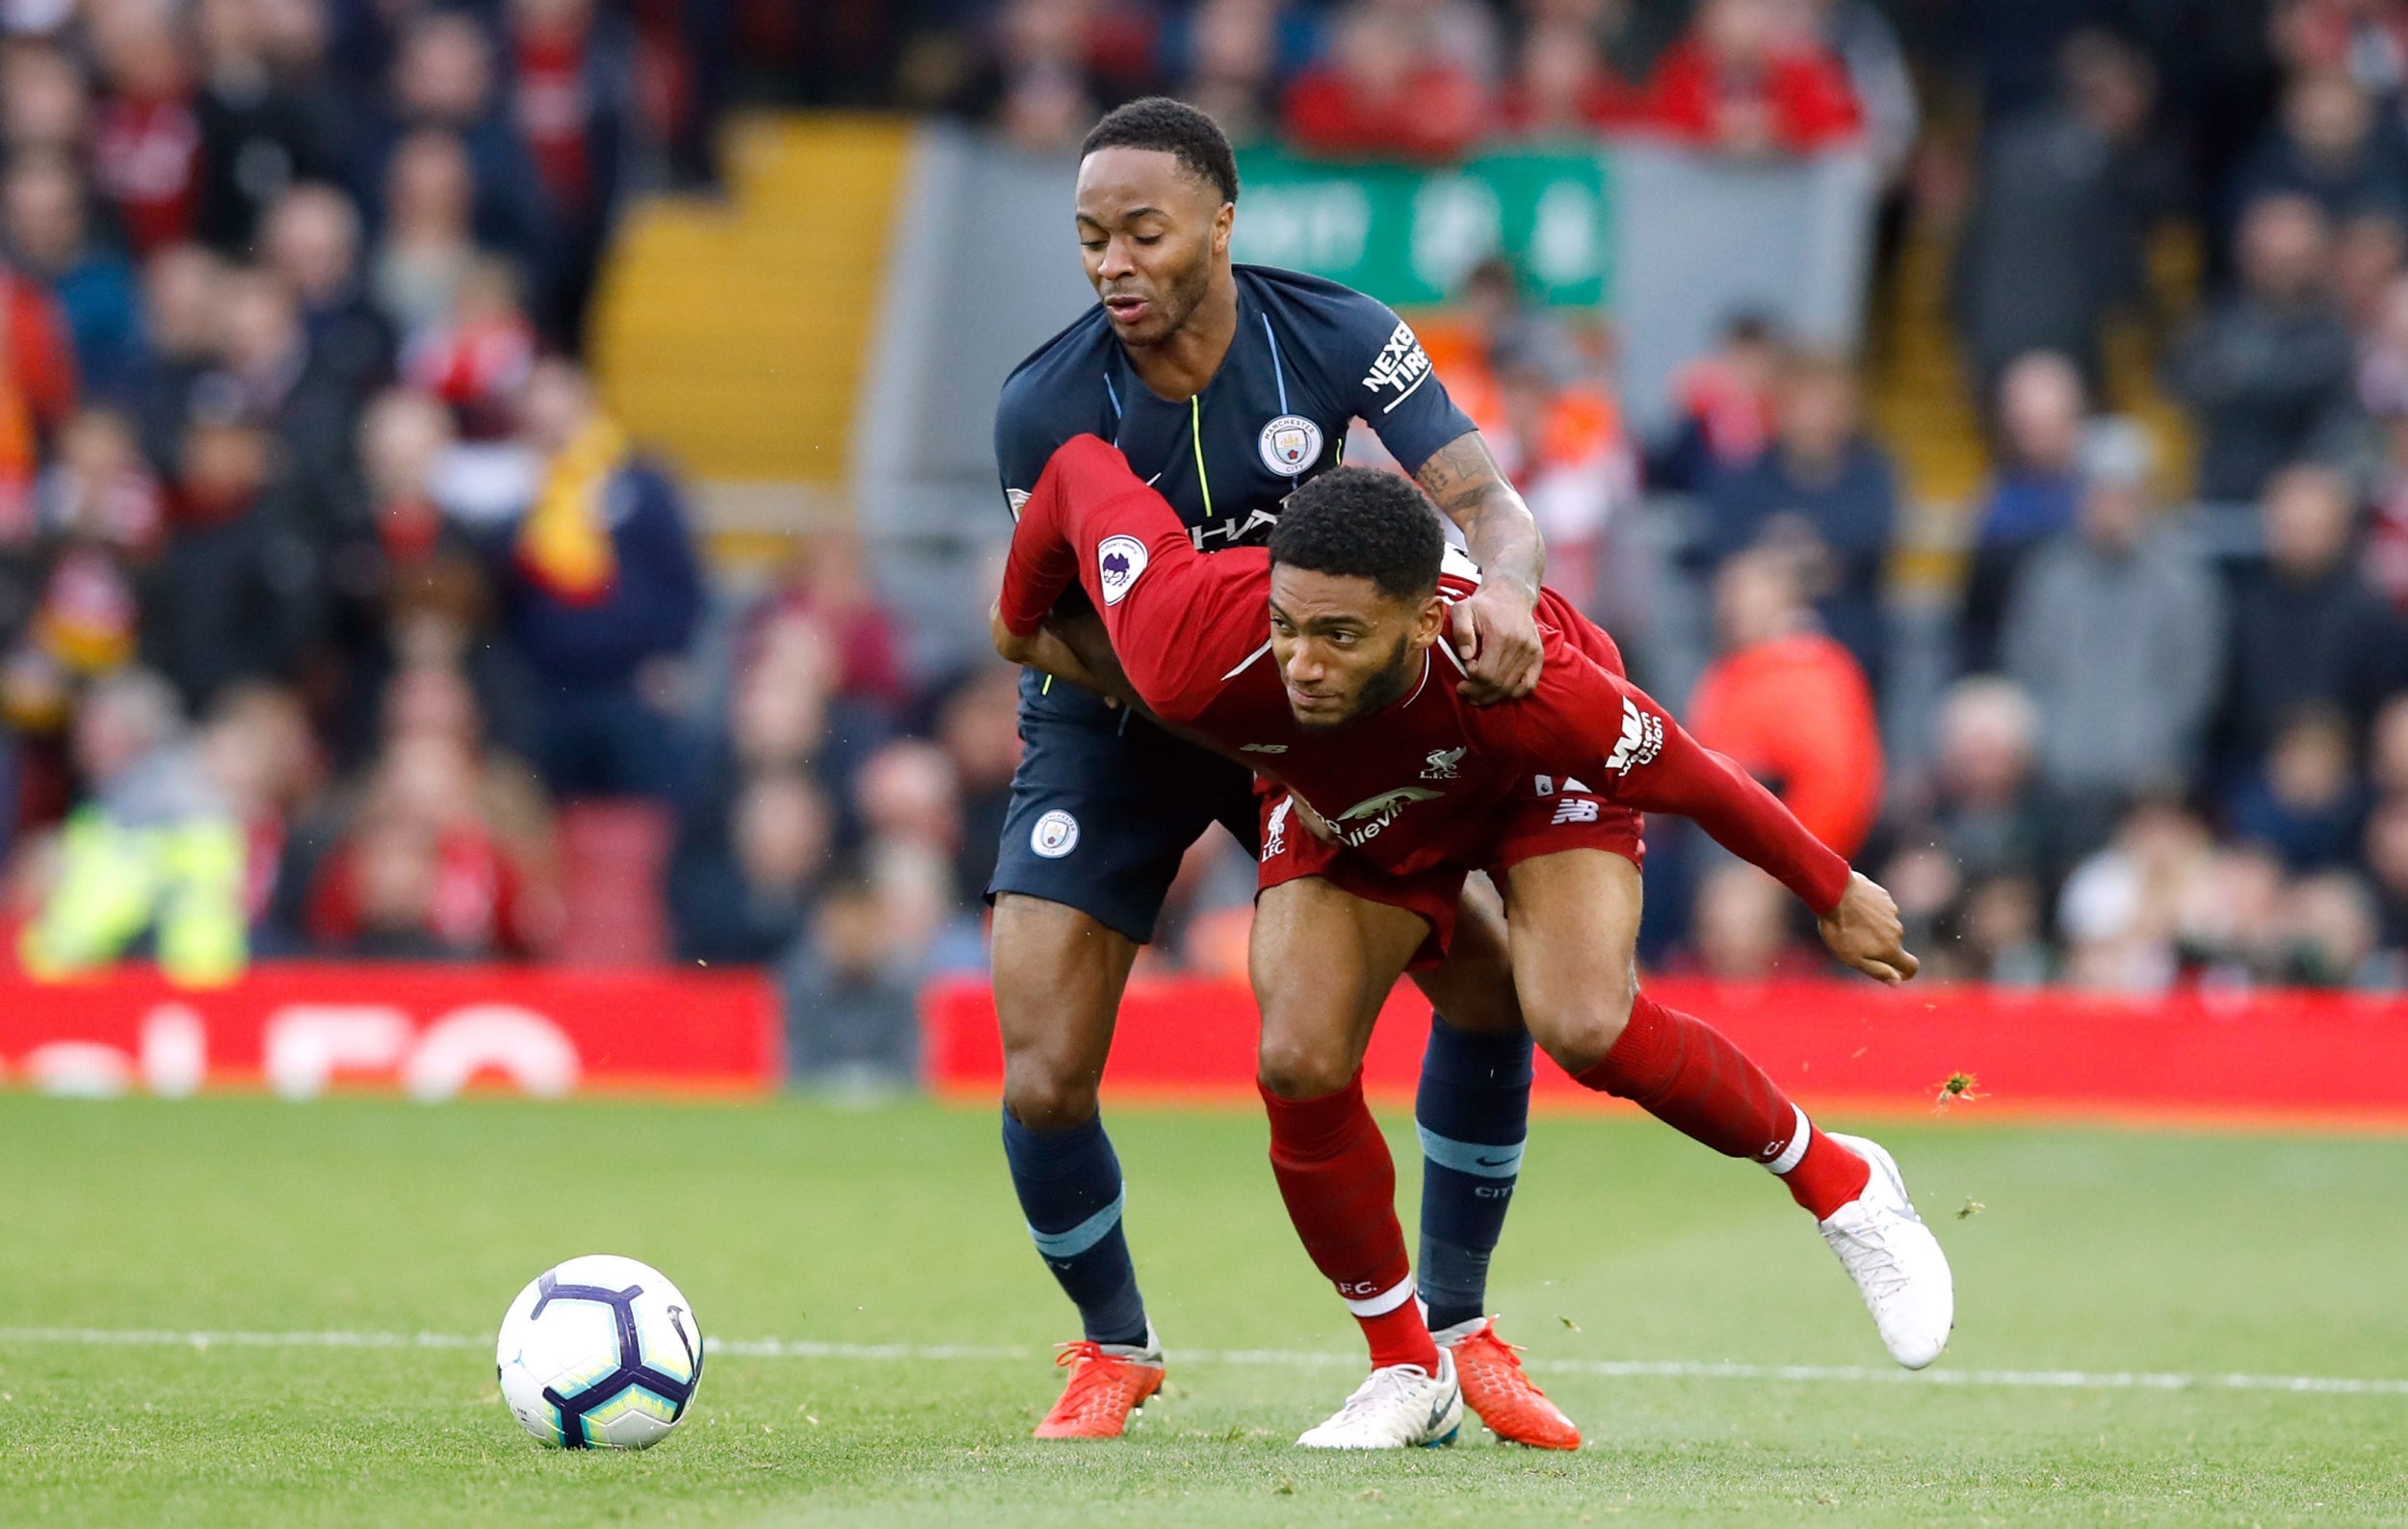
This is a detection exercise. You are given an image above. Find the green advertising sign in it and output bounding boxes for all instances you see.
[1229,147,1613,309]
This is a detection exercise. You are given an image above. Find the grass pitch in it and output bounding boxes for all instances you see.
[1,1094,2403,1526]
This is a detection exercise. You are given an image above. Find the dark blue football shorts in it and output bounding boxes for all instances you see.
[986,677,1262,944]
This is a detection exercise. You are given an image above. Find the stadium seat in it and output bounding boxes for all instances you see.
[551,800,677,968]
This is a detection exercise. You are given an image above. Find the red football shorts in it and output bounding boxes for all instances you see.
[1254,784,1644,970]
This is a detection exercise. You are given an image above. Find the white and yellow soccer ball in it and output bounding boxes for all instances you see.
[496,1254,704,1449]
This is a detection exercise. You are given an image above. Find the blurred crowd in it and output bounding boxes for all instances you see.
[930,0,1905,164]
[8,0,2408,1058]
[0,0,1032,1087]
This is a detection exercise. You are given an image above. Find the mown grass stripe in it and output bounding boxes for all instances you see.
[2,1327,2401,1397]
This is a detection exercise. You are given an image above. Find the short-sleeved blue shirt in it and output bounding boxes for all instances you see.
[996,264,1475,720]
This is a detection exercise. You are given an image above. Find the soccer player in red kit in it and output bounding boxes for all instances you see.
[997,435,1952,1448]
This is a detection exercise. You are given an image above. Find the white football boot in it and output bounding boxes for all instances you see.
[1816,1133,1954,1368]
[1296,1349,1463,1449]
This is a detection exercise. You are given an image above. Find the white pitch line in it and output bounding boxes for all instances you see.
[0,1328,2402,1398]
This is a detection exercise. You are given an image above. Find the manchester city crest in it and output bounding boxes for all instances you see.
[1258,414,1324,476]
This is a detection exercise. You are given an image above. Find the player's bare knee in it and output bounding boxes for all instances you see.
[1001,1054,1099,1133]
[1256,1031,1355,1101]
[1535,975,1636,1076]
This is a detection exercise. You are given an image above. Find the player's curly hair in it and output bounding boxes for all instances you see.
[1080,97,1240,206]
[1269,468,1444,603]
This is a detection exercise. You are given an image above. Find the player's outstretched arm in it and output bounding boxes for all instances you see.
[1414,432,1545,704]
[1537,656,1918,983]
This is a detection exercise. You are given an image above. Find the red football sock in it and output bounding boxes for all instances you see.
[1571,990,1868,1215]
[1259,1075,1440,1373]
[1778,1127,1871,1220]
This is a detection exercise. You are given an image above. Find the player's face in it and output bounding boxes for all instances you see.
[1074,147,1231,349]
[1268,566,1447,732]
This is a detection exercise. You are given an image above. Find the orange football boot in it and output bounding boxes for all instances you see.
[1441,1318,1582,1450]
[1032,1335,1166,1439]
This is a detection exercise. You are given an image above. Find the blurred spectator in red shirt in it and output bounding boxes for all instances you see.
[1649,310,1780,491]
[1484,340,1636,612]
[1500,15,1636,138]
[91,0,204,256]
[1283,1,1490,163]
[0,264,80,542]
[749,529,909,722]
[305,679,560,959]
[1687,544,1883,857]
[1636,0,1862,156]
[401,256,537,440]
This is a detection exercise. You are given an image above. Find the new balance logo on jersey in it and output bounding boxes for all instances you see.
[1607,699,1664,776]
[1552,797,1600,826]
[1362,321,1434,412]
[1421,747,1465,780]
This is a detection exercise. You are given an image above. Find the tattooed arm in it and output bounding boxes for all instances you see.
[1414,430,1546,702]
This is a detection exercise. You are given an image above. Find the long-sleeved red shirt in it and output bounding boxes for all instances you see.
[1001,435,1851,913]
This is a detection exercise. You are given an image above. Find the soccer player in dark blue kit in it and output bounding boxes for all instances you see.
[988,97,1577,1447]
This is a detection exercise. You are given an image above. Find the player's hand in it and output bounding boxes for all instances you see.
[1818,872,1919,986]
[1452,583,1543,704]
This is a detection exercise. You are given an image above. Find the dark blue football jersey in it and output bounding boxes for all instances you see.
[995,266,1474,545]
[996,265,1475,720]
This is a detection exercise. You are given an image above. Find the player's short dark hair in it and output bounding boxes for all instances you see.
[1080,97,1240,206]
[1269,468,1445,603]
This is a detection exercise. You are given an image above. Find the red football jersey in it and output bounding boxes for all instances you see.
[1000,435,1851,913]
